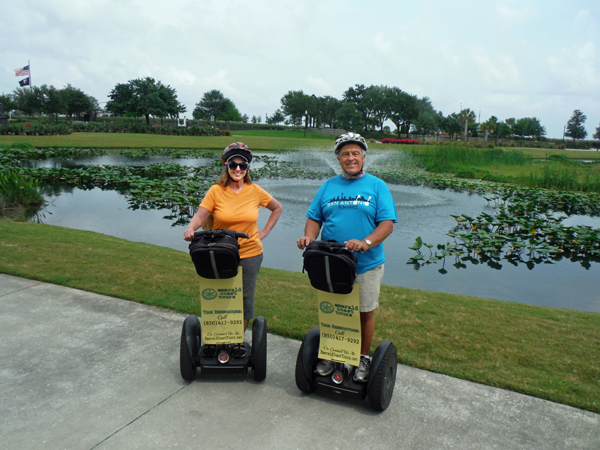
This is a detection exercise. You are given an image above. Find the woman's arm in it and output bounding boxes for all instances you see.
[257,198,283,240]
[183,206,211,241]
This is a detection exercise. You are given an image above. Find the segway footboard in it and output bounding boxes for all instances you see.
[198,349,252,375]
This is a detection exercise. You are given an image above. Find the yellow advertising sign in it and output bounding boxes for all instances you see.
[317,286,361,366]
[199,268,244,344]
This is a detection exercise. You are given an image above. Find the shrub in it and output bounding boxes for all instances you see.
[381,138,420,145]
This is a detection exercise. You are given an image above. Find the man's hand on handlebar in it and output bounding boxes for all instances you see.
[297,236,313,249]
[344,239,369,254]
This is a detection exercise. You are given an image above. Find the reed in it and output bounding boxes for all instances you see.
[0,171,44,208]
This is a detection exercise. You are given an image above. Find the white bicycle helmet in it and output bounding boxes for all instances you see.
[334,132,368,155]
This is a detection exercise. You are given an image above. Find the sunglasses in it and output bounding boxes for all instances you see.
[228,161,249,170]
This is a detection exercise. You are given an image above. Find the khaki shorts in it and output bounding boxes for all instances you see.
[355,264,384,312]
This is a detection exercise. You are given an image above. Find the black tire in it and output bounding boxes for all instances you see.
[295,339,317,394]
[252,317,267,381]
[180,316,200,381]
[368,343,397,411]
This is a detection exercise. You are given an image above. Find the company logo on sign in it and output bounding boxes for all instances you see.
[319,301,334,314]
[202,288,218,300]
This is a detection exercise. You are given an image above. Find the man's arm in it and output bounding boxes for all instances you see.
[344,220,394,253]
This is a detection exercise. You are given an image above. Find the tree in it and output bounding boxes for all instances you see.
[193,89,230,125]
[412,97,438,137]
[343,84,383,131]
[565,109,587,141]
[456,108,476,141]
[412,112,438,137]
[593,123,600,142]
[333,102,363,131]
[387,87,419,138]
[62,84,92,121]
[591,122,600,150]
[43,85,67,122]
[480,116,498,144]
[316,96,341,128]
[495,121,512,143]
[107,77,186,125]
[370,85,391,131]
[13,86,46,115]
[512,117,546,139]
[280,90,311,128]
[0,93,17,112]
[266,109,285,125]
[216,98,241,130]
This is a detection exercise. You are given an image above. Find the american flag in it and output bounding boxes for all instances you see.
[14,65,30,76]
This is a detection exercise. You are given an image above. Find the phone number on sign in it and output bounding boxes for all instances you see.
[321,332,359,344]
[203,319,243,326]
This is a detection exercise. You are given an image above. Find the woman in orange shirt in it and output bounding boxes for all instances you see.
[183,143,282,357]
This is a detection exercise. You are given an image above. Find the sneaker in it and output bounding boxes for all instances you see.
[353,356,371,383]
[231,343,247,358]
[314,359,334,376]
[202,345,216,357]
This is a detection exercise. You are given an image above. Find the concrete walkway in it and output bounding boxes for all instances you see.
[1,273,598,450]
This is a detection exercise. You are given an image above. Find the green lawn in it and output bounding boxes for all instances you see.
[0,131,335,150]
[1,219,598,414]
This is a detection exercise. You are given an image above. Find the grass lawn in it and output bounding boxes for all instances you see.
[1,219,598,414]
[0,131,335,151]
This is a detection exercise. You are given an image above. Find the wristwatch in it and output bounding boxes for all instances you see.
[364,239,372,248]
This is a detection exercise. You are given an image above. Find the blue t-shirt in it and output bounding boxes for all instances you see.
[307,174,398,274]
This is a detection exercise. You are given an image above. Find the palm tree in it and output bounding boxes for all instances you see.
[456,108,476,141]
[480,116,498,144]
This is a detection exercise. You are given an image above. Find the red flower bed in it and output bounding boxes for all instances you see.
[381,138,420,145]
[221,130,231,136]
[24,124,31,127]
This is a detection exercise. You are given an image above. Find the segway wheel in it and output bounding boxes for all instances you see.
[368,343,397,411]
[295,339,317,394]
[252,316,267,381]
[180,315,200,381]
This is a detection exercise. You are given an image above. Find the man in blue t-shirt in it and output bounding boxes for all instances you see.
[297,132,397,382]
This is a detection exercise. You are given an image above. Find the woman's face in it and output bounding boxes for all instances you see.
[227,156,248,182]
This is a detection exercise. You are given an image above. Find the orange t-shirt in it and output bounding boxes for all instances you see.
[200,183,273,259]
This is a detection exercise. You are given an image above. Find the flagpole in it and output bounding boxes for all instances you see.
[29,60,32,90]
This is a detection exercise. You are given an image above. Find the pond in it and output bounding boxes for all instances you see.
[29,150,600,314]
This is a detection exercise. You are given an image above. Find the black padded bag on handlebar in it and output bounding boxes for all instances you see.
[302,240,358,294]
[189,229,244,279]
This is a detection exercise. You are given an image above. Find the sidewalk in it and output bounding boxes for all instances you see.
[1,273,598,450]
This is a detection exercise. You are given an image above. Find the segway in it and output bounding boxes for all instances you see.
[179,229,267,382]
[295,240,397,411]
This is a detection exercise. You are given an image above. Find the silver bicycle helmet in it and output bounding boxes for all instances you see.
[334,132,368,155]
[222,142,253,165]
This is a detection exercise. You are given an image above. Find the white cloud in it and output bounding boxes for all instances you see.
[373,32,393,55]
[496,5,537,22]
[545,42,599,94]
[306,76,332,94]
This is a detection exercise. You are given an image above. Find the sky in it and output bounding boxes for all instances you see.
[1,0,599,139]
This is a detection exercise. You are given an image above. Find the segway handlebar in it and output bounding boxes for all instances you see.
[193,229,249,240]
[313,240,364,253]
